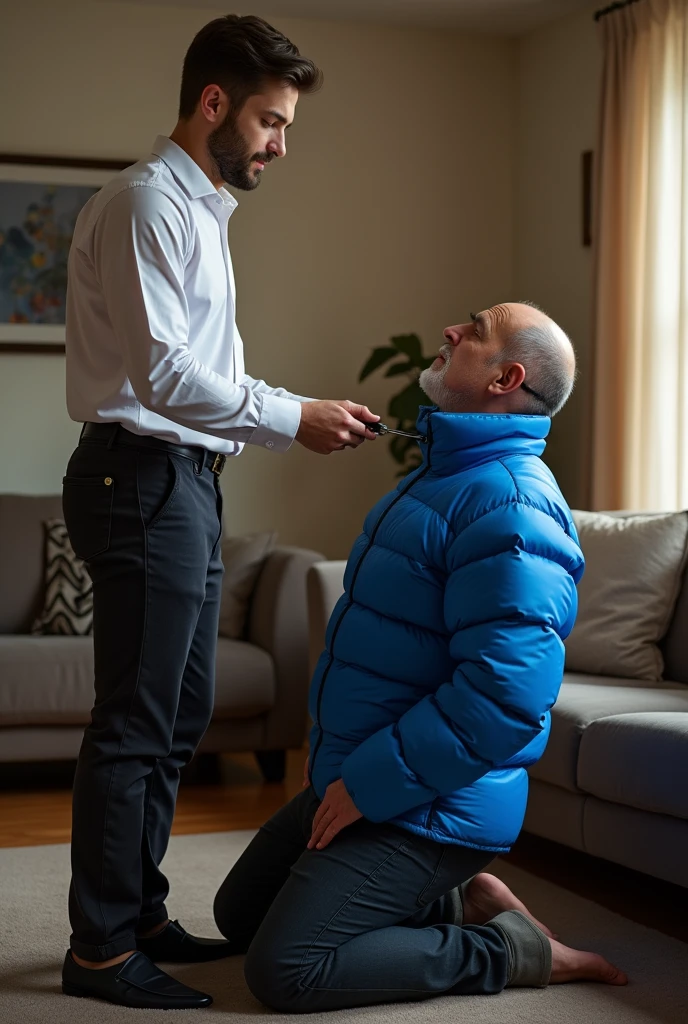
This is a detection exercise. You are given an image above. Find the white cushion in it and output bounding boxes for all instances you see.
[565,510,688,680]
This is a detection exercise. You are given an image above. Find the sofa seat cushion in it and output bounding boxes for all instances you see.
[213,638,275,719]
[578,712,688,820]
[529,673,688,792]
[0,636,275,727]
[0,636,95,725]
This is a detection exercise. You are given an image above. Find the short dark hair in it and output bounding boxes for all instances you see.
[179,15,323,120]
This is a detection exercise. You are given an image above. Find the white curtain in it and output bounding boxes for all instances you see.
[591,0,688,510]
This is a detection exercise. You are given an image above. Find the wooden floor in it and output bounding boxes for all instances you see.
[0,748,308,848]
[1,748,687,945]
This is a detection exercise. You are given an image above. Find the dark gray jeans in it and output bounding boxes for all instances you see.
[213,788,551,1013]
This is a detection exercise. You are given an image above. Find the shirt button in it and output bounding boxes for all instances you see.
[265,440,274,449]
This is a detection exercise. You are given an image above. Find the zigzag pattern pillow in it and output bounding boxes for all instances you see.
[32,519,93,636]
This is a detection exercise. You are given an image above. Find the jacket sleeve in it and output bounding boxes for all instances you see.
[340,500,584,823]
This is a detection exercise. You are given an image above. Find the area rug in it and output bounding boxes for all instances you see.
[1,830,686,1023]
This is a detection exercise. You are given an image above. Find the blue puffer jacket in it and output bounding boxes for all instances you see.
[308,407,584,853]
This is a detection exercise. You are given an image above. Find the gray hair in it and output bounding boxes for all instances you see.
[493,305,575,417]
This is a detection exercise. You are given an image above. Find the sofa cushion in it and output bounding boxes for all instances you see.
[0,636,275,727]
[0,636,95,725]
[529,674,688,792]
[578,712,688,820]
[0,494,64,635]
[662,562,688,684]
[213,637,275,719]
[565,510,688,681]
[218,532,276,640]
[32,520,93,636]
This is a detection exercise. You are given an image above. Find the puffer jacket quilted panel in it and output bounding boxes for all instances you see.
[308,407,584,852]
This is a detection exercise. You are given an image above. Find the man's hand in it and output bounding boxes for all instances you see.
[308,779,362,850]
[296,401,380,455]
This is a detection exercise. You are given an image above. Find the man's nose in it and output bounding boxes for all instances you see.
[267,134,287,159]
[443,326,461,345]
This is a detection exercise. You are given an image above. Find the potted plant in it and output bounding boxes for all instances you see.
[359,334,435,476]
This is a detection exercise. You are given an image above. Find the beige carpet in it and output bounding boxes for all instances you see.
[1,830,687,1024]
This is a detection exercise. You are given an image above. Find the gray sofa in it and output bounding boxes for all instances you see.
[306,532,688,889]
[0,494,323,778]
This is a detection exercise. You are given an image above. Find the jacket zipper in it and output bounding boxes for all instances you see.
[308,419,434,785]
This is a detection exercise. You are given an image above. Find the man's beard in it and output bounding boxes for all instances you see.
[207,111,272,191]
[419,346,467,412]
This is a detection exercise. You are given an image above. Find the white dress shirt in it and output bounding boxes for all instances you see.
[65,136,311,455]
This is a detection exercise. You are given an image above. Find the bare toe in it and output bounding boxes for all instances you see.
[549,938,628,986]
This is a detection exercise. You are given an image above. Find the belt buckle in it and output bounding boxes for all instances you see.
[211,453,226,476]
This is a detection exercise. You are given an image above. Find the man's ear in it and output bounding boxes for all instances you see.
[488,362,526,396]
[199,84,228,124]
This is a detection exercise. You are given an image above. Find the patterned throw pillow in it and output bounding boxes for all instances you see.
[32,519,93,636]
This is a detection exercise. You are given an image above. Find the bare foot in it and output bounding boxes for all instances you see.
[462,872,557,939]
[549,936,628,985]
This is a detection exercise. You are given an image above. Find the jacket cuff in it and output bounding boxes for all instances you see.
[341,728,436,822]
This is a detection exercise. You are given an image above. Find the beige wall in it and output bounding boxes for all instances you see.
[514,3,602,508]
[0,1,516,558]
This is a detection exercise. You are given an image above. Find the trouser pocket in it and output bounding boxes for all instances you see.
[62,474,115,560]
[137,452,180,531]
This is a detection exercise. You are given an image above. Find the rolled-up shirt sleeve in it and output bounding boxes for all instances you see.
[91,184,308,451]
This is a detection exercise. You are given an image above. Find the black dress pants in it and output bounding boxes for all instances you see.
[62,425,224,960]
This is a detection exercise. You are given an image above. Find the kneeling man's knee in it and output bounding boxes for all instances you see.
[244,942,306,1013]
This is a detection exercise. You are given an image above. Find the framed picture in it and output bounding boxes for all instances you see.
[0,153,134,353]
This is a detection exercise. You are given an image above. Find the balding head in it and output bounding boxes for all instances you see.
[419,301,576,417]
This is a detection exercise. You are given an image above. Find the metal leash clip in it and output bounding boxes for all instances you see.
[366,422,427,443]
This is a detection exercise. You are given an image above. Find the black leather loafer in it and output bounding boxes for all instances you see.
[61,950,213,1009]
[137,919,234,963]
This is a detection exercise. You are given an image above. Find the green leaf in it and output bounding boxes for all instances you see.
[390,334,424,365]
[388,381,427,422]
[384,361,414,378]
[359,347,399,382]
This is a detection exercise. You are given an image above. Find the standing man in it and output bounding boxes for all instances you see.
[60,15,379,1011]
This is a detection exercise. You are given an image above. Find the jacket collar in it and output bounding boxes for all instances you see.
[416,406,550,475]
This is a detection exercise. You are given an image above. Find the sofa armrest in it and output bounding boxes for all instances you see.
[247,545,324,750]
[307,561,346,677]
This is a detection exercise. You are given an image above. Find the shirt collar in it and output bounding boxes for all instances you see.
[151,135,238,213]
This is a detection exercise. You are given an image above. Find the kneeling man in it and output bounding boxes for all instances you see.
[213,302,627,1012]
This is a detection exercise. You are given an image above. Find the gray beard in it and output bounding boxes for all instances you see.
[419,363,467,412]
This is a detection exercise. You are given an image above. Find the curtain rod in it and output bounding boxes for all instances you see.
[594,0,641,21]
